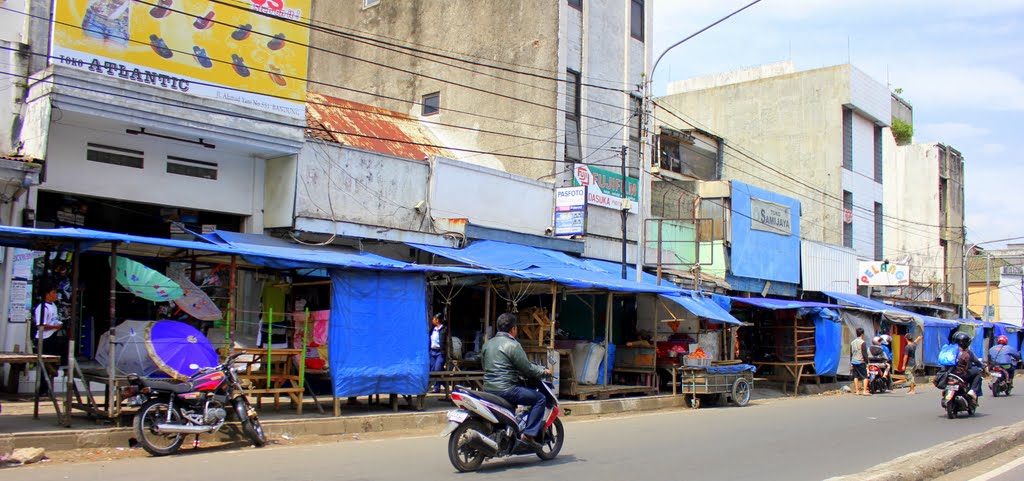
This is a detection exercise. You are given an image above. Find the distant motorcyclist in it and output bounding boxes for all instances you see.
[482,312,552,450]
[989,335,1022,386]
[951,332,985,402]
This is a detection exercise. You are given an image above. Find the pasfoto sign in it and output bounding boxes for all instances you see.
[858,261,910,286]
[573,165,638,212]
[750,197,792,235]
[554,186,586,236]
[51,0,311,118]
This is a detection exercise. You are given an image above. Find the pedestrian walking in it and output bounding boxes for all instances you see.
[902,334,923,395]
[850,327,869,395]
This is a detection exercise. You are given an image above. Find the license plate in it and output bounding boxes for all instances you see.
[447,410,469,423]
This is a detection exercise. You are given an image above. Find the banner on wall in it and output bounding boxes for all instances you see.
[573,165,638,212]
[750,197,792,235]
[554,186,586,236]
[51,0,310,118]
[858,261,910,286]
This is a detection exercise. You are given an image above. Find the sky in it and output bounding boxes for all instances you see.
[652,0,1024,249]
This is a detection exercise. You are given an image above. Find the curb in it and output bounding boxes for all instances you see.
[0,394,690,454]
[826,419,1024,481]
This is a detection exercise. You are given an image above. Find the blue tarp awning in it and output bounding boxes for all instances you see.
[661,292,743,325]
[411,240,680,294]
[731,297,839,310]
[958,318,994,329]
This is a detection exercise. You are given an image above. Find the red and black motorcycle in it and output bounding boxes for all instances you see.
[125,353,267,456]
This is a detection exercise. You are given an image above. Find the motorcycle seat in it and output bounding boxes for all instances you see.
[464,389,515,411]
[141,378,194,394]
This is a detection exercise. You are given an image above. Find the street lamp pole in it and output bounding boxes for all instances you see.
[960,235,1024,319]
[637,0,762,283]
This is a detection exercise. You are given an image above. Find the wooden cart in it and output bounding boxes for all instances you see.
[670,365,754,409]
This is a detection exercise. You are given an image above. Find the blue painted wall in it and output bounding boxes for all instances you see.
[730,181,801,285]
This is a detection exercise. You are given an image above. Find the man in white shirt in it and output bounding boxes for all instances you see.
[35,285,63,356]
[429,313,446,393]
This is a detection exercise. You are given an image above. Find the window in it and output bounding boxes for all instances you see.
[421,92,440,116]
[564,69,581,162]
[658,129,717,180]
[569,0,582,10]
[874,202,884,261]
[873,125,883,183]
[630,0,644,41]
[842,107,853,170]
[628,94,642,177]
[939,178,949,218]
[166,156,218,180]
[86,143,143,169]
[843,190,853,248]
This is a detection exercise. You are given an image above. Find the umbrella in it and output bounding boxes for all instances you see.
[146,321,219,380]
[95,320,160,377]
[172,273,222,321]
[113,257,184,302]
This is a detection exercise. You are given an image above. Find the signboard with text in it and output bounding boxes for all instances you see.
[573,165,638,212]
[51,0,310,118]
[858,261,910,286]
[750,197,792,235]
[554,186,586,236]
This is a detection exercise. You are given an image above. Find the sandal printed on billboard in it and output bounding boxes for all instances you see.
[51,0,310,118]
[573,165,638,212]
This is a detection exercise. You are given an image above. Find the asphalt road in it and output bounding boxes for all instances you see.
[8,384,1024,481]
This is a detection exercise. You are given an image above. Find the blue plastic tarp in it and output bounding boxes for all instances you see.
[732,297,840,310]
[412,240,680,294]
[923,326,955,366]
[813,315,843,376]
[329,270,428,397]
[729,181,801,283]
[688,364,757,374]
[661,292,743,325]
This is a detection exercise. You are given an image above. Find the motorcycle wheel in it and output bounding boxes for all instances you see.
[536,418,565,461]
[133,400,184,456]
[447,419,488,472]
[234,397,267,447]
[946,400,958,419]
[968,403,977,416]
[992,384,1000,397]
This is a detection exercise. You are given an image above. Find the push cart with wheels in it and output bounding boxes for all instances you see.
[670,363,756,409]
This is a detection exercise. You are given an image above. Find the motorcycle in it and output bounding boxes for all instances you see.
[989,363,1013,397]
[125,353,267,456]
[440,378,566,472]
[867,363,891,394]
[939,370,977,419]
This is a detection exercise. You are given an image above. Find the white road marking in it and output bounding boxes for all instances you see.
[966,454,1024,481]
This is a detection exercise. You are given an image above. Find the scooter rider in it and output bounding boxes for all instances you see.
[989,335,1022,386]
[951,331,985,402]
[482,313,552,450]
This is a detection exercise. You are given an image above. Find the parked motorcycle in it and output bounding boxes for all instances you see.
[939,370,977,419]
[867,363,891,394]
[989,363,1013,397]
[441,378,565,472]
[125,353,267,456]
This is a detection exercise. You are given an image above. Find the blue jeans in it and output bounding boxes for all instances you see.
[493,386,546,438]
[429,349,444,391]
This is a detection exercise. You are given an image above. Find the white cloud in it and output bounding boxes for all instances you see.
[892,65,1024,113]
[915,123,990,143]
[980,143,1008,155]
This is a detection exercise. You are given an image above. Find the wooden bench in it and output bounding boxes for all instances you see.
[234,347,305,414]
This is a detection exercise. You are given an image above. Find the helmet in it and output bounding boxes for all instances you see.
[880,334,892,345]
[998,335,1009,345]
[872,336,881,345]
[952,331,972,349]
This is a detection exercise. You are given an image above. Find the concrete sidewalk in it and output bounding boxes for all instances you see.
[1,385,794,453]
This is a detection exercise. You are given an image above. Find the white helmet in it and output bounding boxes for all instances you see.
[880,334,892,345]
[872,336,881,345]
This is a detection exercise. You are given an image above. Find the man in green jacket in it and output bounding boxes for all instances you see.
[482,312,552,448]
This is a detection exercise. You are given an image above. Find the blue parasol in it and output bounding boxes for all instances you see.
[145,321,219,381]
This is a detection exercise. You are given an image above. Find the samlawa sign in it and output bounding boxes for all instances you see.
[51,0,310,118]
[750,197,792,235]
[573,165,638,212]
[858,261,910,286]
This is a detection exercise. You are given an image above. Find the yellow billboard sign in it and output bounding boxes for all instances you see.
[52,0,310,118]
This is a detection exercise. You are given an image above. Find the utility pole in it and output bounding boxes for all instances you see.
[621,145,628,280]
[985,253,992,321]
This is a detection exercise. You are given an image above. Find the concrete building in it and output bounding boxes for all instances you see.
[884,138,965,306]
[307,0,651,260]
[658,62,895,293]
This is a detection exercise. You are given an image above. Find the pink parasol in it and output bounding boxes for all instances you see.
[172,273,222,321]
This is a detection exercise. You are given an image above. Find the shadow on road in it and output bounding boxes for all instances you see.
[457,454,582,474]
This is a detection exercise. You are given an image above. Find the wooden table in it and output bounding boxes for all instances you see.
[233,348,305,414]
[753,361,816,396]
[1,352,60,393]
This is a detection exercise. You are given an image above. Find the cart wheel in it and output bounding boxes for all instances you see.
[731,378,751,407]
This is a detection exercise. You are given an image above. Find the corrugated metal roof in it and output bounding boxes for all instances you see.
[967,255,1013,284]
[306,92,455,162]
